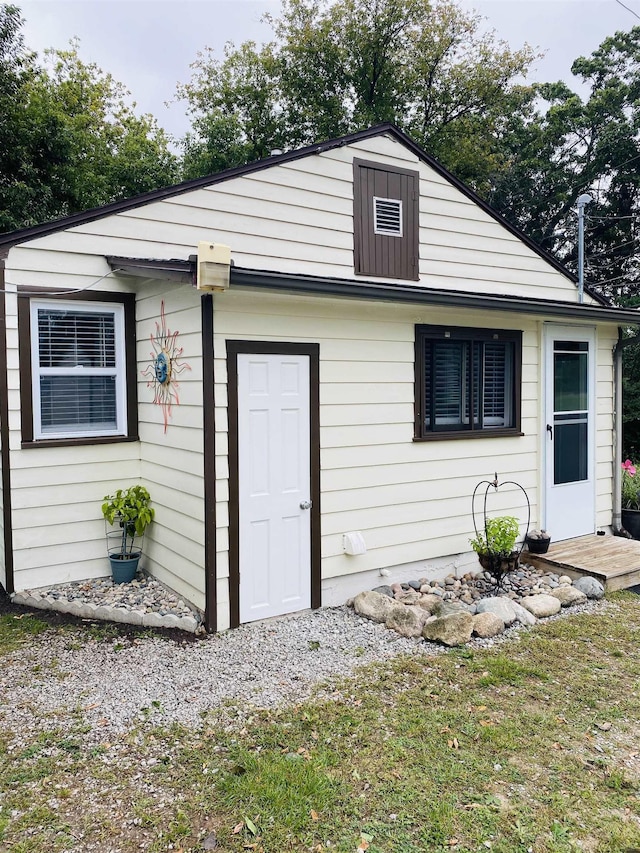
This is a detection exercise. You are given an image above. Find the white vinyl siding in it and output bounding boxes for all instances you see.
[10,133,588,303]
[30,300,126,439]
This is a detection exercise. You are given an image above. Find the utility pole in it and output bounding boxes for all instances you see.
[577,193,593,303]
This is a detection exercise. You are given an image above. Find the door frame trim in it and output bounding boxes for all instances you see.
[543,323,597,537]
[227,340,321,628]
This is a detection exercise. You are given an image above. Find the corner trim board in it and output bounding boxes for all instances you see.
[0,263,14,593]
[201,294,217,633]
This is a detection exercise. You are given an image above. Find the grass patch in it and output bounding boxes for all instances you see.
[0,613,50,654]
[1,595,640,851]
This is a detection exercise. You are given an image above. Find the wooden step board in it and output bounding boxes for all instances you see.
[523,534,640,592]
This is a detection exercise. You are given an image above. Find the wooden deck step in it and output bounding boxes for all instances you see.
[523,534,640,592]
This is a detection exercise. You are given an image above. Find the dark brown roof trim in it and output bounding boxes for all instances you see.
[0,123,599,298]
[229,266,640,325]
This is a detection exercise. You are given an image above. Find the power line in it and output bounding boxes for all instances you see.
[615,0,640,21]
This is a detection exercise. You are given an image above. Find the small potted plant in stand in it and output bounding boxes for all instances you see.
[621,459,640,539]
[470,515,521,588]
[102,485,154,584]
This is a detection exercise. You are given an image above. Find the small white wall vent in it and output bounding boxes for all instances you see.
[343,531,367,556]
[373,196,403,236]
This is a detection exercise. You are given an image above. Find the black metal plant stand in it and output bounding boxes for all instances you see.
[471,473,531,590]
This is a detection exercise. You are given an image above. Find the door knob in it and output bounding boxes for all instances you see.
[300,500,312,510]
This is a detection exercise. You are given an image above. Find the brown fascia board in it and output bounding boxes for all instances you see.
[228,267,640,325]
[0,122,602,301]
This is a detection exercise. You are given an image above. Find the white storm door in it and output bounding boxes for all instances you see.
[544,326,596,540]
[238,353,311,623]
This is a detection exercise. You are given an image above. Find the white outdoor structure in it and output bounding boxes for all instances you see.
[0,125,637,631]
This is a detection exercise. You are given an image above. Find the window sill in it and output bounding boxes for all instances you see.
[21,435,139,449]
[413,429,524,442]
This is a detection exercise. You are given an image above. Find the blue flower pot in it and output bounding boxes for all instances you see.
[109,553,140,584]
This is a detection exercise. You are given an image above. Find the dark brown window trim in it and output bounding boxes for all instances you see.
[21,436,139,450]
[226,340,321,629]
[413,430,525,443]
[414,324,522,440]
[17,289,138,445]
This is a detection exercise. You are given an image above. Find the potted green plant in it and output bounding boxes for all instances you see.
[470,515,521,585]
[621,459,640,539]
[102,485,154,584]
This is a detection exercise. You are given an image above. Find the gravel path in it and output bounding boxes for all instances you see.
[0,599,607,746]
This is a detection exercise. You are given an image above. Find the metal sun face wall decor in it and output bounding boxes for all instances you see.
[142,300,191,433]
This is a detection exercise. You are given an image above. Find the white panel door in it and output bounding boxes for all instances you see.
[238,353,311,623]
[544,326,596,540]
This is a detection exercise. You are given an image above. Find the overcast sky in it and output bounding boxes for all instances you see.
[18,0,640,144]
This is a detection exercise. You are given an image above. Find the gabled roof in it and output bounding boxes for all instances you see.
[0,123,600,301]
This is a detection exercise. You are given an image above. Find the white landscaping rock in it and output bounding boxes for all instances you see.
[511,600,537,627]
[474,596,517,626]
[550,586,587,607]
[472,612,505,639]
[521,594,562,618]
[353,591,397,624]
[385,604,427,638]
[422,611,474,646]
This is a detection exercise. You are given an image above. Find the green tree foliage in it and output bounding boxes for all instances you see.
[0,5,177,232]
[178,0,538,186]
[488,28,640,303]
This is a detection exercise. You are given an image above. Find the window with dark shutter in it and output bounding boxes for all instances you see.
[415,325,522,440]
[354,158,419,280]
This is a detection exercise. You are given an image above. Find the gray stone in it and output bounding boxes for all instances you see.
[142,611,166,628]
[475,596,517,626]
[558,575,573,585]
[422,611,474,646]
[385,605,427,638]
[371,585,394,598]
[178,615,199,633]
[573,576,605,599]
[472,612,505,639]
[94,605,114,622]
[511,600,537,627]
[407,580,421,590]
[521,594,562,618]
[550,586,587,607]
[161,614,184,630]
[395,590,423,605]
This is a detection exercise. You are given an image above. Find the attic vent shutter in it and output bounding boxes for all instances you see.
[373,197,402,236]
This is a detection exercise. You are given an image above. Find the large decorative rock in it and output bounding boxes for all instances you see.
[521,594,561,618]
[472,612,505,638]
[422,611,474,646]
[511,600,537,627]
[550,586,587,607]
[475,596,517,626]
[385,604,428,638]
[395,590,423,604]
[353,591,397,623]
[415,594,442,614]
[573,576,605,599]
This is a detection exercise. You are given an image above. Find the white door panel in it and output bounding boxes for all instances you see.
[238,353,311,622]
[544,326,596,540]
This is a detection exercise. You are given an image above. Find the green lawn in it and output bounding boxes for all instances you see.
[0,595,639,852]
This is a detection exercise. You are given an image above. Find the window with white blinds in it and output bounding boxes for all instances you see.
[417,326,521,438]
[30,301,127,439]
